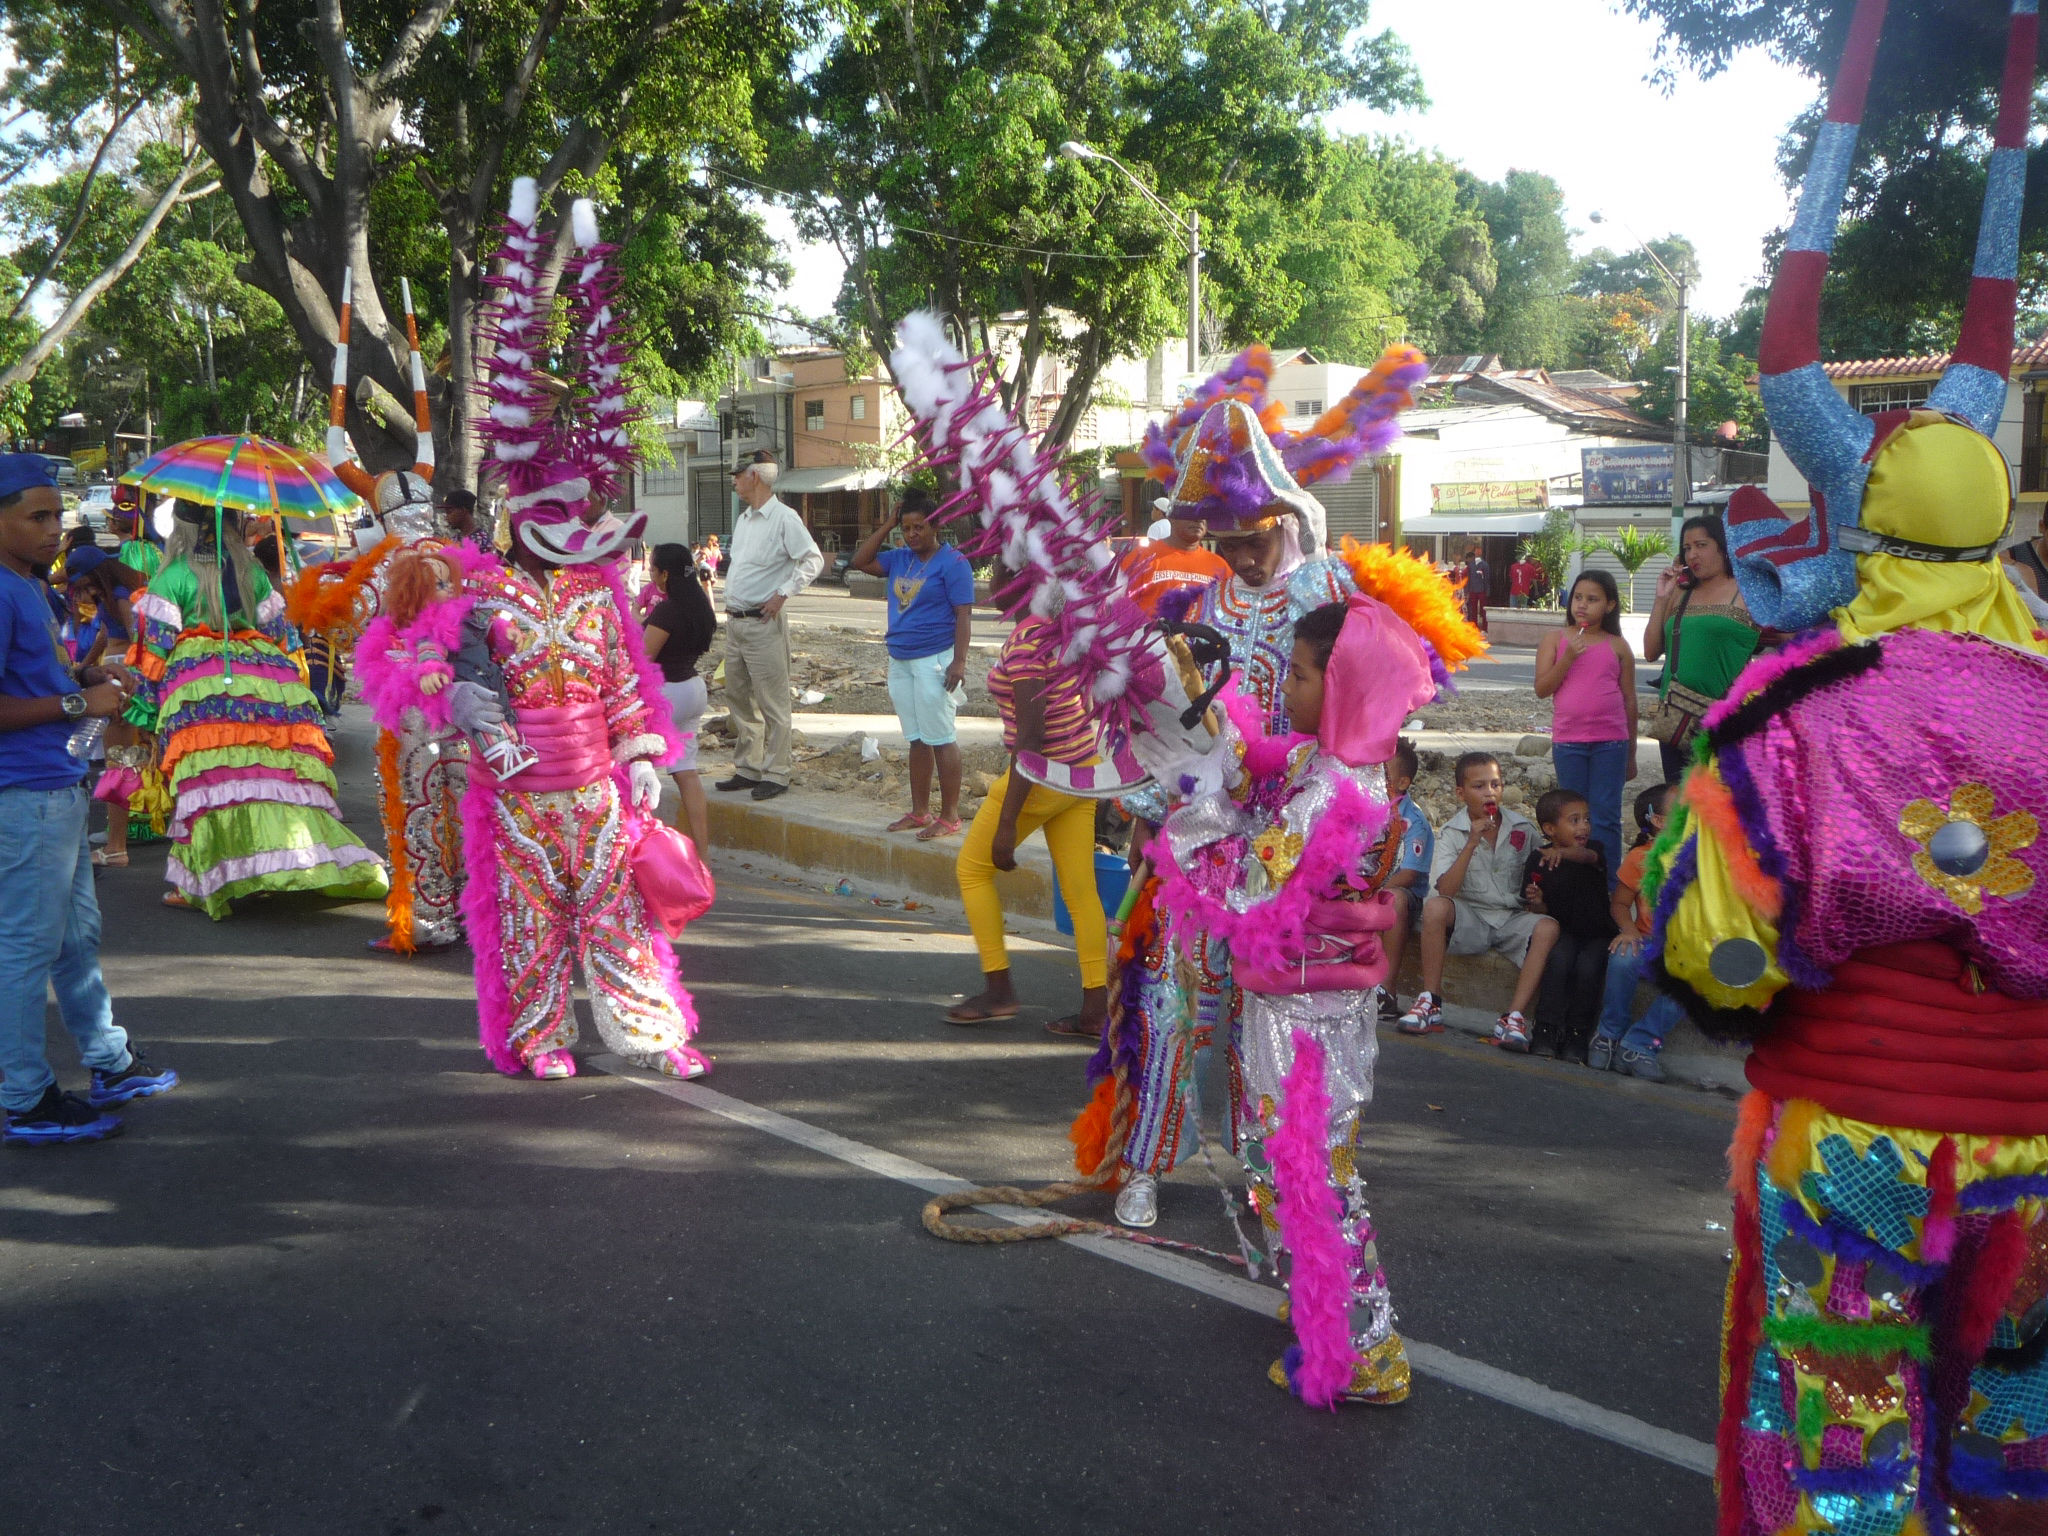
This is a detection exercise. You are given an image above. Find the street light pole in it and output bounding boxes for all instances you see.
[1672,274,1689,542]
[1591,210,1690,545]
[1061,140,1200,375]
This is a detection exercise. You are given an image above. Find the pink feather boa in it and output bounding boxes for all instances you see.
[1701,627,1841,731]
[456,764,523,1075]
[1154,771,1387,979]
[1269,1029,1360,1409]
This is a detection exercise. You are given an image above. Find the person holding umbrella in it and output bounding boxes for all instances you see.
[123,491,388,918]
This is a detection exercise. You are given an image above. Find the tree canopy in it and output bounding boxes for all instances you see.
[3,0,803,482]
[759,0,1424,446]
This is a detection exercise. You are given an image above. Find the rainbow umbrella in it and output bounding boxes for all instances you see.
[120,434,363,519]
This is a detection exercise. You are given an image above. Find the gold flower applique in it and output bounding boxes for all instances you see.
[1899,783,2037,915]
[1243,826,1305,897]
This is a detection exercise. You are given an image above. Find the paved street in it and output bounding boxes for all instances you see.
[1,713,1734,1535]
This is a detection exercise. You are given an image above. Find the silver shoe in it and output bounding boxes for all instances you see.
[1114,1172,1159,1229]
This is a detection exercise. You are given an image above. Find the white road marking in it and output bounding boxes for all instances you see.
[593,1058,1716,1478]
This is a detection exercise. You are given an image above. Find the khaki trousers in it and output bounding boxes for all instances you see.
[724,612,794,785]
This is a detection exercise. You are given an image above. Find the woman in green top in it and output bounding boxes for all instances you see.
[1642,513,1761,780]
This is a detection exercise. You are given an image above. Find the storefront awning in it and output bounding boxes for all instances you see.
[776,466,895,495]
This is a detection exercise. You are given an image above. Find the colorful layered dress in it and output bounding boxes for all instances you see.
[128,555,388,918]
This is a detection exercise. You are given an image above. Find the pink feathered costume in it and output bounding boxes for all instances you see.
[358,178,705,1082]
[1155,589,1438,1408]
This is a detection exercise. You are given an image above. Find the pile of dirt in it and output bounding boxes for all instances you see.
[702,622,999,719]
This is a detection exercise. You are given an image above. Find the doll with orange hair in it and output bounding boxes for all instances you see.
[378,547,536,780]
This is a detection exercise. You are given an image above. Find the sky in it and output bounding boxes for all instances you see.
[767,0,1819,324]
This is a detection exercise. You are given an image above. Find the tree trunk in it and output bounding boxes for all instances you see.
[0,150,207,394]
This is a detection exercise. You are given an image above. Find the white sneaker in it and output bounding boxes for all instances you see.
[1114,1172,1159,1229]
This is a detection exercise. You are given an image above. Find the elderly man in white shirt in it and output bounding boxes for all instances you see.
[716,450,823,800]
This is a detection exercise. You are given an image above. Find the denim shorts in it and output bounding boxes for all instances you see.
[886,651,959,747]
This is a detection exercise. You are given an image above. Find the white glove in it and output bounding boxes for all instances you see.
[629,758,662,812]
[445,680,506,736]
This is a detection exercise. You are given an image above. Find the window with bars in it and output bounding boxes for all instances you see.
[1294,399,1324,416]
[1849,380,1933,415]
[805,399,825,431]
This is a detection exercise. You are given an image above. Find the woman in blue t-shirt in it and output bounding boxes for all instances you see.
[850,490,977,839]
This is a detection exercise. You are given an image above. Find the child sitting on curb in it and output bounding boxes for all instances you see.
[1376,737,1433,1023]
[1587,783,1685,1081]
[1399,752,1559,1051]
[1521,788,1617,1062]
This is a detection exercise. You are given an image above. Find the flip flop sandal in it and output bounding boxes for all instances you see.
[92,850,129,867]
[887,812,933,833]
[161,891,194,910]
[915,817,963,841]
[1044,1015,1103,1039]
[943,1000,1020,1025]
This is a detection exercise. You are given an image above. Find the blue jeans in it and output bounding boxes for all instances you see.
[1594,939,1684,1055]
[0,785,129,1111]
[1552,739,1628,887]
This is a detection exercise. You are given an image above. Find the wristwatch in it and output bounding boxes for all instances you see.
[59,691,88,721]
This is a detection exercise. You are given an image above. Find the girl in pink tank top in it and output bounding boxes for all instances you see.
[1534,571,1640,884]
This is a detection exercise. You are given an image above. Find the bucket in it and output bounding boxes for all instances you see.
[1052,850,1133,936]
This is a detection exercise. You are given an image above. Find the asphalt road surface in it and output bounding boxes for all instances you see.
[4,721,1732,1535]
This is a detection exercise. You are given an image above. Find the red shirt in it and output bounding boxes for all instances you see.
[1510,559,1540,596]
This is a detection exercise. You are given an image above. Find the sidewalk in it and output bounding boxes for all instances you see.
[689,723,1747,1098]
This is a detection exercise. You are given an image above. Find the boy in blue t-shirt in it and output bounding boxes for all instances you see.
[1379,737,1434,1022]
[851,490,977,838]
[0,455,178,1144]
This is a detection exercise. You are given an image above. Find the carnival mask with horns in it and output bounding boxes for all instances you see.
[326,270,442,546]
[473,181,644,567]
[1732,0,2037,635]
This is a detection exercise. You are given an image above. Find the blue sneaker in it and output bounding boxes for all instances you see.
[89,1049,180,1107]
[4,1087,122,1146]
[1587,1035,1616,1072]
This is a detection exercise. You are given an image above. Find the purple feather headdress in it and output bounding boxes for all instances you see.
[1138,343,1430,545]
[475,179,645,567]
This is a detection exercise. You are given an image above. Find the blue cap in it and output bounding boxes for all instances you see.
[0,453,59,501]
[64,546,112,580]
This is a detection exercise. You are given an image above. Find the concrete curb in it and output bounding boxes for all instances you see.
[701,784,1751,1099]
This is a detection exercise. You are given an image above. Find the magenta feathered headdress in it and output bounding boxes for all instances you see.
[475,179,645,566]
[1138,343,1429,546]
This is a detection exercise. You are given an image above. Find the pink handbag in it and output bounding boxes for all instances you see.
[629,816,715,938]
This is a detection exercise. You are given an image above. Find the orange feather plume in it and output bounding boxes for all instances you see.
[376,727,415,954]
[1336,536,1487,673]
[1683,769,1782,920]
[285,537,399,634]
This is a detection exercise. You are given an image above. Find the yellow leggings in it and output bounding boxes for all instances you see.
[956,770,1109,989]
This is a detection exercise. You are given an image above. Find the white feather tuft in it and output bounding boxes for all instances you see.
[509,177,539,227]
[570,199,600,249]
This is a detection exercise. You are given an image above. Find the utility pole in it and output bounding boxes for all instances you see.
[1187,208,1202,375]
[1672,274,1689,546]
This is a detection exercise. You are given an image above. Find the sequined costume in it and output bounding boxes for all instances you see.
[127,514,388,919]
[1155,586,1444,1406]
[362,177,705,1083]
[1656,6,2048,1530]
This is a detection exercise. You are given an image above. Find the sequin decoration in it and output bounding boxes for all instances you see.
[1899,781,2038,915]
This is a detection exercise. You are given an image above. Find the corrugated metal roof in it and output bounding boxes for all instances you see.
[1823,337,2048,380]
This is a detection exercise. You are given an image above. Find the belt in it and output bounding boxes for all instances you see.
[727,607,770,620]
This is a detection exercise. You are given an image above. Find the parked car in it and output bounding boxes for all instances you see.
[41,454,78,485]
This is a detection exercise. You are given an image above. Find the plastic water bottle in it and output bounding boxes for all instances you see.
[66,716,107,760]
